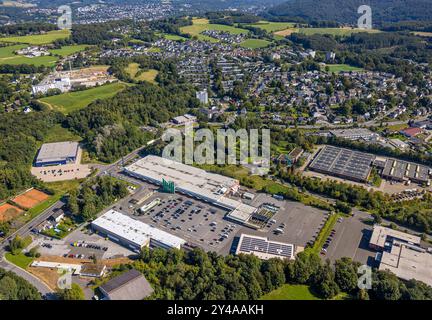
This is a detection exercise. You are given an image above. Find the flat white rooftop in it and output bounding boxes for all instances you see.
[125,155,239,202]
[370,225,421,248]
[92,210,186,249]
[124,156,257,223]
[379,242,432,286]
[36,141,79,163]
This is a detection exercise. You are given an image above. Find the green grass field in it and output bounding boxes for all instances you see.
[42,124,82,143]
[49,45,89,57]
[5,252,34,269]
[39,82,128,114]
[0,44,58,66]
[323,64,364,73]
[0,30,71,45]
[298,27,380,36]
[164,34,188,41]
[260,284,320,300]
[245,21,296,33]
[180,19,249,42]
[240,39,271,49]
[124,63,159,83]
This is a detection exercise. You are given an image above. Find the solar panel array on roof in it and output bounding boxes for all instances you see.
[308,145,375,182]
[239,235,293,258]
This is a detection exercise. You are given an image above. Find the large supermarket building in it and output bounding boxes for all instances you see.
[123,155,258,224]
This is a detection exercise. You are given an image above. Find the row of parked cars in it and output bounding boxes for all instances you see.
[320,217,344,254]
[71,241,108,251]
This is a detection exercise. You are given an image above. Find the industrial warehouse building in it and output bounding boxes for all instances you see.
[308,145,375,183]
[124,155,258,224]
[369,225,421,251]
[378,241,432,287]
[235,234,300,260]
[91,210,186,252]
[381,159,430,184]
[35,141,79,167]
[99,269,154,300]
[308,145,431,185]
[369,226,432,286]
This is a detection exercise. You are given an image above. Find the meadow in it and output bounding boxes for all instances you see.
[0,30,71,45]
[245,21,296,33]
[39,82,128,114]
[298,27,380,36]
[180,18,249,42]
[49,45,89,57]
[260,284,320,300]
[323,64,364,73]
[0,45,58,66]
[240,39,271,49]
[163,34,188,41]
[124,63,159,83]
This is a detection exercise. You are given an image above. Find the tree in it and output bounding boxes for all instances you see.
[334,258,359,293]
[57,283,85,300]
[372,271,403,300]
[312,262,340,299]
[0,276,18,300]
[9,235,26,255]
[66,189,79,215]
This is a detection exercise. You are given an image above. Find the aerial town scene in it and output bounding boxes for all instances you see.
[0,0,432,311]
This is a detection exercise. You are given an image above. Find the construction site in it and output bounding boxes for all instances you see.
[32,65,117,95]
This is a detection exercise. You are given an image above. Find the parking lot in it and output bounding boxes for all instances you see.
[322,210,376,265]
[121,185,328,255]
[31,225,135,260]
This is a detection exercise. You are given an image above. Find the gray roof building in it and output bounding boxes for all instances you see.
[35,141,79,166]
[99,269,154,300]
[308,145,375,183]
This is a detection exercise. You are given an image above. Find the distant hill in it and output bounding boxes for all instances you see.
[265,0,432,25]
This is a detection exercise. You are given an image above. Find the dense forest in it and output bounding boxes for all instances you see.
[65,176,129,221]
[0,268,42,300]
[111,247,432,300]
[0,110,63,200]
[65,81,199,162]
[265,0,432,25]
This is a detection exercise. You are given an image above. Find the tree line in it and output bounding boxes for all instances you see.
[118,247,432,300]
[0,268,41,300]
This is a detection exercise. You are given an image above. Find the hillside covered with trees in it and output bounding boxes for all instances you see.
[265,0,432,25]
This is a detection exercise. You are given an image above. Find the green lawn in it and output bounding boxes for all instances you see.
[298,27,380,36]
[124,63,159,83]
[0,44,58,66]
[180,20,249,42]
[245,21,295,33]
[163,34,188,41]
[5,252,34,269]
[42,124,82,144]
[240,39,271,49]
[49,45,89,57]
[39,82,128,114]
[323,64,364,73]
[260,284,320,300]
[0,30,71,45]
